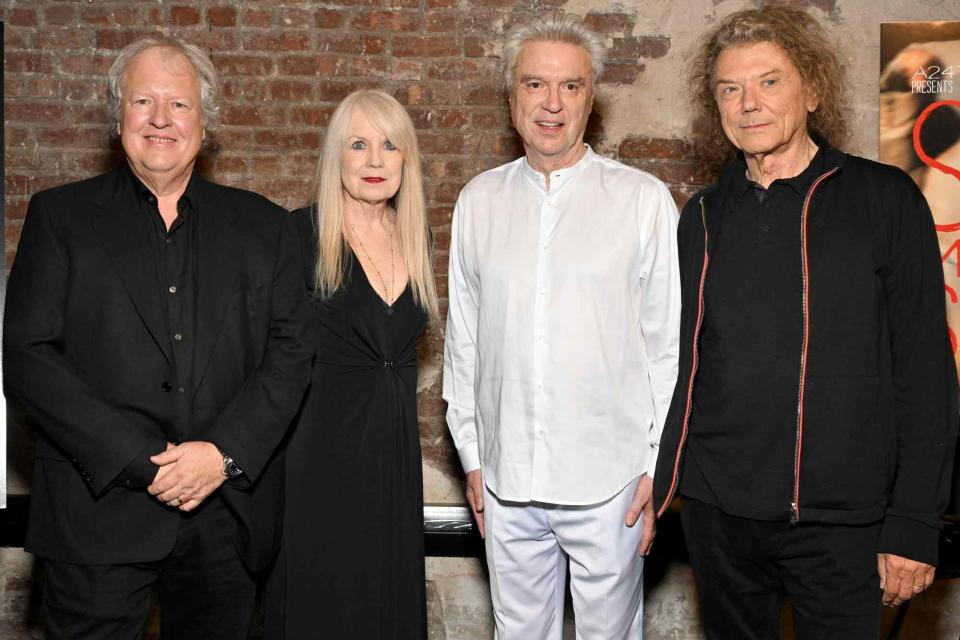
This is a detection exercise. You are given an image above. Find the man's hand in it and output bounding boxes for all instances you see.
[878,553,936,606]
[151,442,177,486]
[624,474,656,556]
[465,469,485,539]
[148,441,226,512]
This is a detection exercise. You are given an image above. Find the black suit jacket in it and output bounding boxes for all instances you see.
[3,168,312,572]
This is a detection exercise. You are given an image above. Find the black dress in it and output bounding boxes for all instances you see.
[266,209,427,639]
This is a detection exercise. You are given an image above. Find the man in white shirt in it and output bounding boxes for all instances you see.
[443,13,681,639]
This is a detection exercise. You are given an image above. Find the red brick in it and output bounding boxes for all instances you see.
[279,8,313,28]
[81,6,141,26]
[427,59,485,81]
[254,130,322,150]
[429,207,453,226]
[603,62,645,84]
[463,37,487,58]
[418,133,465,155]
[244,32,312,52]
[351,10,421,32]
[6,199,29,222]
[618,137,694,161]
[243,9,273,27]
[58,54,114,76]
[196,29,241,51]
[637,36,670,58]
[35,127,109,149]
[315,8,345,29]
[322,34,386,55]
[391,59,424,81]
[213,55,274,76]
[221,79,268,102]
[44,5,77,25]
[213,155,248,174]
[31,27,94,51]
[5,52,54,74]
[269,79,314,101]
[170,6,201,26]
[63,103,112,125]
[437,109,469,130]
[207,6,237,27]
[584,12,636,34]
[3,28,28,48]
[626,160,712,186]
[406,107,436,130]
[96,29,159,51]
[425,12,457,32]
[315,80,375,104]
[278,55,348,77]
[352,57,388,78]
[251,155,282,174]
[464,84,504,107]
[9,7,38,26]
[223,105,267,127]
[427,0,458,7]
[290,106,334,127]
[3,102,64,123]
[432,181,466,204]
[393,36,459,58]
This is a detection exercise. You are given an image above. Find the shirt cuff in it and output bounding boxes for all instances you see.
[878,514,941,567]
[457,444,482,475]
[113,437,167,489]
[645,445,660,479]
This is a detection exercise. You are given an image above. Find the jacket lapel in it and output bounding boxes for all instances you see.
[192,177,241,393]
[91,170,174,364]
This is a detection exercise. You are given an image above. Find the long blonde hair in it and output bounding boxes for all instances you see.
[312,89,438,319]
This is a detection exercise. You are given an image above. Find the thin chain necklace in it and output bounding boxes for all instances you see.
[349,218,394,304]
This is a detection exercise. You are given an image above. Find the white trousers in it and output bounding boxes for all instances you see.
[483,477,644,640]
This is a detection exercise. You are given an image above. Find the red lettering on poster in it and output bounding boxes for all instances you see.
[914,100,960,355]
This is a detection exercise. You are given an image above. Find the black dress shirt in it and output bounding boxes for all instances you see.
[680,147,828,520]
[116,165,199,488]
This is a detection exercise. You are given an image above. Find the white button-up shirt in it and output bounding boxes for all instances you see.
[443,146,681,505]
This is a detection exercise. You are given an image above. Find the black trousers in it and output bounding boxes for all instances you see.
[41,499,256,640]
[681,497,882,640]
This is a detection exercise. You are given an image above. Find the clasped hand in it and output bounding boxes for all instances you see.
[147,441,226,512]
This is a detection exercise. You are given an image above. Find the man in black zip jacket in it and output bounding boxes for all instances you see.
[652,7,958,639]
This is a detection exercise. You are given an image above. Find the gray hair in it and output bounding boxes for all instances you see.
[106,36,220,134]
[501,13,607,92]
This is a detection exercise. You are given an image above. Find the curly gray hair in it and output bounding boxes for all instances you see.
[106,36,220,135]
[501,13,607,93]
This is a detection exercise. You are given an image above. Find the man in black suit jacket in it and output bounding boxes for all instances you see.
[3,37,312,638]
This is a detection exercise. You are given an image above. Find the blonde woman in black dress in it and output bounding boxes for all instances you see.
[266,89,438,639]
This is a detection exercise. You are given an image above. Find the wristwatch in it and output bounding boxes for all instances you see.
[217,447,243,480]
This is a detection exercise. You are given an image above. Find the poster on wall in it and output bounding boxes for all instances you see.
[880,21,960,374]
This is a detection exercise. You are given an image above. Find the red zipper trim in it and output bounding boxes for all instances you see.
[657,197,709,518]
[791,168,839,524]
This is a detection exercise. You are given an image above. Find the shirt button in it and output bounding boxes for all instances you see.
[174,333,183,342]
[161,382,173,392]
[538,288,547,295]
[537,430,545,438]
[178,386,185,393]
[168,286,177,294]
[165,238,172,244]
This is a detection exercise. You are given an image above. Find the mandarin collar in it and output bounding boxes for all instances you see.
[521,144,595,194]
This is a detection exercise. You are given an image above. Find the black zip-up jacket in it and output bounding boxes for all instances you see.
[652,144,958,565]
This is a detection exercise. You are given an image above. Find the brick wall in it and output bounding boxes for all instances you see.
[2,0,716,495]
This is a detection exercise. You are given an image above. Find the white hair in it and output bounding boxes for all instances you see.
[501,13,607,92]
